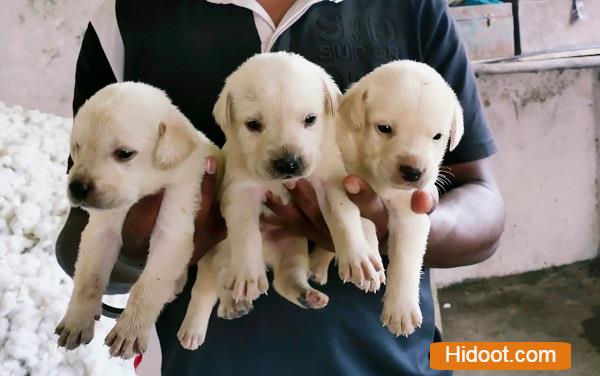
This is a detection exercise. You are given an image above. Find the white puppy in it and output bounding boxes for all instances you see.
[176,52,384,350]
[337,61,464,337]
[55,82,219,358]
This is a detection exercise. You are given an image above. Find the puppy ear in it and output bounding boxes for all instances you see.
[212,91,233,138]
[154,110,197,169]
[321,75,342,118]
[448,95,464,151]
[338,86,368,131]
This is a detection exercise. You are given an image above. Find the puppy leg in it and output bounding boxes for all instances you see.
[321,183,384,292]
[211,240,254,320]
[269,236,329,309]
[309,247,334,285]
[381,212,429,337]
[177,254,218,351]
[220,184,268,303]
[56,209,127,350]
[105,185,197,359]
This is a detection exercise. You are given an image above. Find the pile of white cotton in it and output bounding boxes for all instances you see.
[0,102,134,376]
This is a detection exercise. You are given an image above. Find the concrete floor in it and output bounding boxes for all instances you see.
[438,258,600,376]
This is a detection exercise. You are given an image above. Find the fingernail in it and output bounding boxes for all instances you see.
[344,181,360,194]
[205,157,216,175]
[284,180,296,190]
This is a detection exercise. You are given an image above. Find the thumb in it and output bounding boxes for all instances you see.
[411,188,438,214]
[200,156,218,212]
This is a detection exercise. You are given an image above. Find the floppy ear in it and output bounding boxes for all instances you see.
[448,95,464,151]
[153,110,197,170]
[321,75,342,118]
[212,91,233,138]
[338,85,368,131]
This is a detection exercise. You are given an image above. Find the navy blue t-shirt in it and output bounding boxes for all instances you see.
[71,1,497,375]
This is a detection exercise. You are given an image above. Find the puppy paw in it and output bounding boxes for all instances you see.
[309,248,333,285]
[55,301,100,350]
[104,315,149,359]
[217,299,253,320]
[358,270,387,294]
[380,299,422,337]
[222,265,269,303]
[298,289,329,309]
[177,322,207,351]
[337,251,385,293]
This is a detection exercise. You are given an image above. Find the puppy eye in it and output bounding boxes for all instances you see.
[114,148,137,162]
[245,119,262,132]
[304,114,317,127]
[377,124,392,134]
[433,133,442,140]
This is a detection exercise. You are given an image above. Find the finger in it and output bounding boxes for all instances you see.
[260,214,282,227]
[199,157,218,211]
[196,156,217,222]
[263,191,304,223]
[264,191,334,251]
[288,179,328,230]
[343,175,381,214]
[411,190,436,214]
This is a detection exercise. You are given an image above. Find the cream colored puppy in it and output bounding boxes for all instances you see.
[176,52,384,350]
[337,61,464,337]
[55,82,219,358]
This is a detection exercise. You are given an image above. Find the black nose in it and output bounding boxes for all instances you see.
[272,154,304,176]
[399,165,423,182]
[69,180,93,201]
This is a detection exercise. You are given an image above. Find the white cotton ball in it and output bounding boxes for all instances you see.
[5,328,42,368]
[0,359,27,376]
[0,291,18,316]
[0,316,9,341]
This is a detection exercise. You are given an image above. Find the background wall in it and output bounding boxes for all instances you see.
[2,0,599,286]
[1,0,102,117]
[434,68,600,286]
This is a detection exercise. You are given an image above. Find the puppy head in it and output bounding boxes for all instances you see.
[69,82,196,209]
[213,52,340,181]
[338,60,463,190]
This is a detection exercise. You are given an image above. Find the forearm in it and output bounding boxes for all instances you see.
[424,179,505,268]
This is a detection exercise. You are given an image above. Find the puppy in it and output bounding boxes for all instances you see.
[55,82,219,358]
[176,52,384,350]
[337,61,464,337]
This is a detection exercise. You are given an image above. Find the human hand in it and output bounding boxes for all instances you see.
[262,176,439,252]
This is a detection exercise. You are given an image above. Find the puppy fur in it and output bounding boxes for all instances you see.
[177,52,385,350]
[55,82,220,358]
[337,61,464,337]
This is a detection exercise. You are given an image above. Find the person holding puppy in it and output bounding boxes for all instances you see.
[56,0,505,375]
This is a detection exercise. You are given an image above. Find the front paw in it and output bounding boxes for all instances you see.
[217,299,253,320]
[104,314,149,359]
[336,248,385,292]
[177,320,208,351]
[55,301,100,350]
[222,264,268,303]
[380,298,423,337]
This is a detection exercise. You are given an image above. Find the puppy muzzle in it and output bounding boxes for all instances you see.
[269,153,305,179]
[68,179,94,205]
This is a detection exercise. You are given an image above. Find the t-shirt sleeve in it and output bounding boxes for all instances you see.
[73,23,118,116]
[417,0,497,165]
[68,22,118,172]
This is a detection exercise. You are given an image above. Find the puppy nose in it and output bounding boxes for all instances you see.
[69,180,93,201]
[272,154,304,176]
[399,165,423,182]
